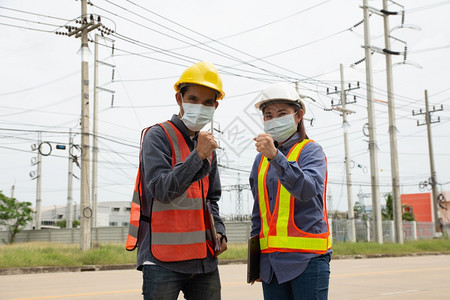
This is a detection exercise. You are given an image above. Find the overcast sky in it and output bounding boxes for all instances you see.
[1,0,449,218]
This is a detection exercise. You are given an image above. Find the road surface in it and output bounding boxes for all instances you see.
[1,255,449,299]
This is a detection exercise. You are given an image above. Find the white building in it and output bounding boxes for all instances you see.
[34,201,131,229]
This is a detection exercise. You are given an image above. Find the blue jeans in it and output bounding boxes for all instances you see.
[262,253,331,300]
[142,264,221,300]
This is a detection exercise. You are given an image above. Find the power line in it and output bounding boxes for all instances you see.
[0,21,56,33]
[0,71,79,96]
[0,14,62,28]
[0,6,72,22]
[406,1,450,13]
[94,1,333,83]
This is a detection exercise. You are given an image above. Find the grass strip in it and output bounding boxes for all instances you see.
[1,239,449,268]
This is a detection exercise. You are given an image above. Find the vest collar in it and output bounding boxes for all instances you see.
[277,132,301,152]
[170,114,197,144]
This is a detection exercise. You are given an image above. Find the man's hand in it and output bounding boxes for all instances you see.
[196,131,218,160]
[215,233,228,256]
[254,133,277,160]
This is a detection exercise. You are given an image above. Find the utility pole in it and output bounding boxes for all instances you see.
[64,0,101,250]
[33,132,42,230]
[327,64,359,242]
[360,0,415,244]
[413,90,443,235]
[382,0,403,244]
[79,0,92,251]
[92,34,99,229]
[66,129,74,229]
[362,0,383,243]
[92,34,115,228]
[237,173,242,220]
[222,178,250,221]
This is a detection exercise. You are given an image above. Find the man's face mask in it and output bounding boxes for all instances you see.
[263,113,298,143]
[181,102,216,132]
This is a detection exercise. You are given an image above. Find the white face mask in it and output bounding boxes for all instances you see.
[263,114,298,143]
[181,103,215,132]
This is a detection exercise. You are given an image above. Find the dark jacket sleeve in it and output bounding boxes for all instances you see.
[141,125,205,203]
[250,153,262,237]
[207,151,225,236]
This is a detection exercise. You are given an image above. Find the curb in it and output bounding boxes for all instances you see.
[1,253,448,276]
[0,264,136,276]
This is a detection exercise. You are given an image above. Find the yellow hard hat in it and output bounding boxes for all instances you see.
[174,61,225,100]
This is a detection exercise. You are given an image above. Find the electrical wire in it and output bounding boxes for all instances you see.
[0,14,62,28]
[406,0,450,13]
[0,6,72,22]
[0,21,56,33]
[94,1,340,84]
[0,71,79,96]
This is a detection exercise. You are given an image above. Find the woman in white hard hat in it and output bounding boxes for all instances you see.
[249,82,332,299]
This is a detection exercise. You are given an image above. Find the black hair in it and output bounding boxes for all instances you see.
[179,84,218,101]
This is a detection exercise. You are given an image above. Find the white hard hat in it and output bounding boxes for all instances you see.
[255,82,306,114]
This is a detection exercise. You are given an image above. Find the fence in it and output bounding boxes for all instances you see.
[0,221,252,245]
[0,220,445,245]
[331,219,440,243]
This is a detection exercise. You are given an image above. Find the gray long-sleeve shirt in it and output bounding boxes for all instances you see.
[136,114,225,274]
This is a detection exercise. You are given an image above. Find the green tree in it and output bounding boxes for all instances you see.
[56,219,80,228]
[382,193,416,221]
[353,201,368,220]
[0,191,34,244]
[402,210,416,221]
[382,193,394,220]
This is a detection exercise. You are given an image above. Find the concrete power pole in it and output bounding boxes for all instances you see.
[79,0,92,251]
[413,90,443,236]
[63,0,102,250]
[92,34,99,229]
[58,0,103,247]
[92,34,115,228]
[362,0,383,243]
[327,64,358,242]
[340,64,356,243]
[35,132,42,230]
[66,129,74,229]
[424,90,441,236]
[382,0,403,244]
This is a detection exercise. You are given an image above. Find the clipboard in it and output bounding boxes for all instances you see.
[206,200,221,252]
[247,235,260,283]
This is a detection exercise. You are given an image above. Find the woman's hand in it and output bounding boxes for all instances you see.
[254,133,277,160]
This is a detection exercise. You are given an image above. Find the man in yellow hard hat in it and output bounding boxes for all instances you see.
[126,61,227,300]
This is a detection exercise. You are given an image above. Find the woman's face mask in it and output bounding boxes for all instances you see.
[263,114,298,143]
[181,102,215,132]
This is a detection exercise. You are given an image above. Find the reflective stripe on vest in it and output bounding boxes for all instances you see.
[126,127,150,251]
[258,139,331,254]
[151,122,210,262]
[125,122,212,261]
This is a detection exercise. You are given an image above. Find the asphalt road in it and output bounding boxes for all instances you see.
[1,255,449,299]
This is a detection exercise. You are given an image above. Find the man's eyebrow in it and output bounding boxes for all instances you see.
[187,94,199,100]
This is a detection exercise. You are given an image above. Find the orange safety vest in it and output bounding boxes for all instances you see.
[257,139,331,254]
[126,121,214,262]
